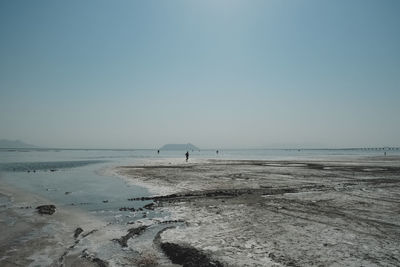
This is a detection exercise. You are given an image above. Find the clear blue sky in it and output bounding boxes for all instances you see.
[0,0,399,149]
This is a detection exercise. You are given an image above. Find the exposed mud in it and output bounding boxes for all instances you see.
[117,157,400,266]
[113,226,148,247]
[160,242,223,267]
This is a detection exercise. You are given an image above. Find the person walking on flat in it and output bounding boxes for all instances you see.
[185,151,189,162]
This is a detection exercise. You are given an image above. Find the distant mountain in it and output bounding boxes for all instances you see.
[0,139,38,148]
[160,143,200,151]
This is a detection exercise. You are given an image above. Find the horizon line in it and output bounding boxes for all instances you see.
[1,146,399,151]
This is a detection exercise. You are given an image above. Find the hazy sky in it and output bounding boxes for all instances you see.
[0,0,399,149]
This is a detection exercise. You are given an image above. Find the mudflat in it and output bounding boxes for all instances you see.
[0,184,105,267]
[117,156,400,266]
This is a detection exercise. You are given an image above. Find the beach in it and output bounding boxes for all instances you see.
[116,156,400,266]
[1,151,400,266]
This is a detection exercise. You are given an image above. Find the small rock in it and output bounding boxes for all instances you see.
[74,227,84,238]
[36,205,56,215]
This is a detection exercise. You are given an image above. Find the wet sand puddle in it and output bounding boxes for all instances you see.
[0,160,188,266]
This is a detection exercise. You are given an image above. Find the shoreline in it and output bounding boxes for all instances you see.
[110,157,211,196]
[0,164,183,267]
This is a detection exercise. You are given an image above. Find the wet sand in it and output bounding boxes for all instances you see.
[0,184,110,267]
[0,173,181,267]
[116,156,400,266]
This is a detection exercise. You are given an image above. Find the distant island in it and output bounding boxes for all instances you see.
[160,143,199,151]
[0,139,37,148]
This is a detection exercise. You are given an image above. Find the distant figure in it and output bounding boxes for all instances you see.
[157,150,160,154]
[384,151,387,156]
[216,150,219,155]
[185,151,189,162]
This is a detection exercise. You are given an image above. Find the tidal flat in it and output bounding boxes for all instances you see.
[1,155,399,266]
[117,157,400,266]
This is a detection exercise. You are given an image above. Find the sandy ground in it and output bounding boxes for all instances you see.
[116,156,400,266]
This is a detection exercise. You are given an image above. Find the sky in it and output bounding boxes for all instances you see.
[0,0,399,149]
